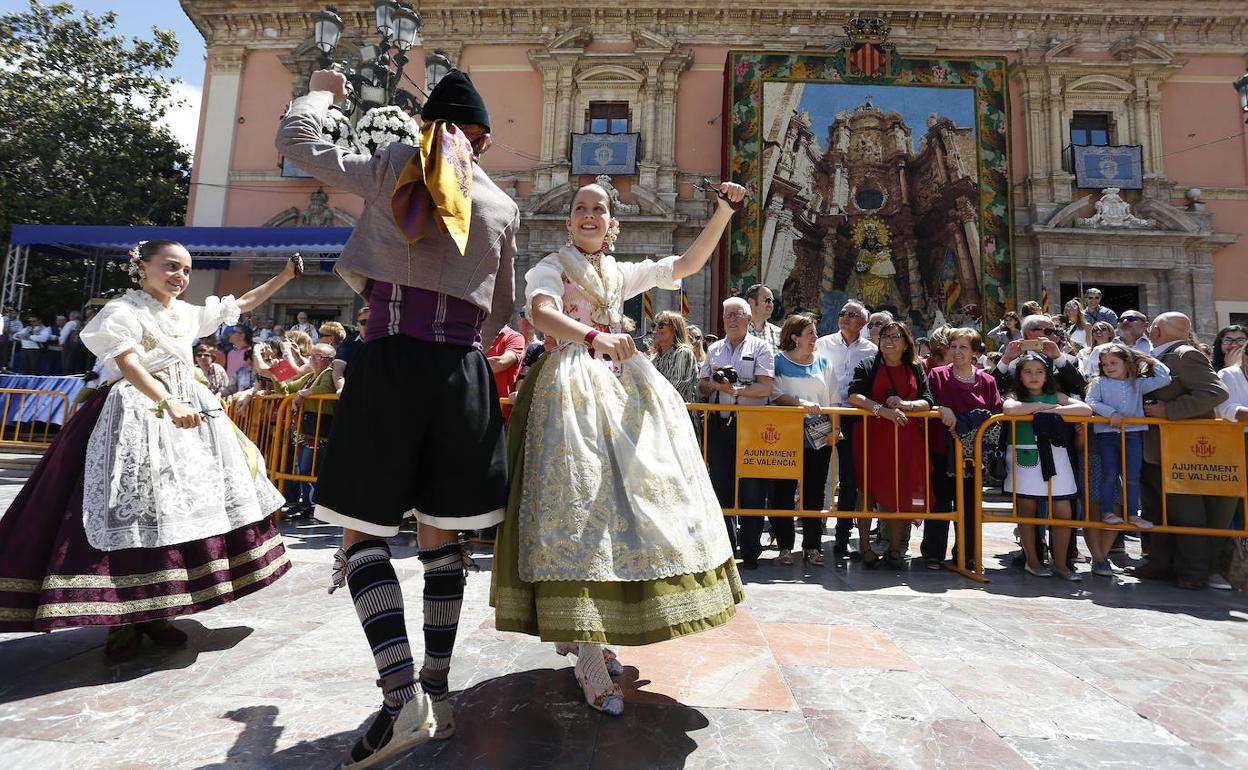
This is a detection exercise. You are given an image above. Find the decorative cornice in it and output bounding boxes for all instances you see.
[180,2,1248,54]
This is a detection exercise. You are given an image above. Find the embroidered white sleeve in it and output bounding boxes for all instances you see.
[525,258,565,316]
[198,295,242,337]
[79,301,143,363]
[619,255,680,300]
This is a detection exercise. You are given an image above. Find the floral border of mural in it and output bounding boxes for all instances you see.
[722,50,1013,324]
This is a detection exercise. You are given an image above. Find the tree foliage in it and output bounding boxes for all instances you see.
[0,1,192,315]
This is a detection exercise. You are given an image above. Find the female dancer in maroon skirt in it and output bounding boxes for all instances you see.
[0,240,300,660]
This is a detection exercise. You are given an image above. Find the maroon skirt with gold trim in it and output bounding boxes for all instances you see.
[0,387,289,632]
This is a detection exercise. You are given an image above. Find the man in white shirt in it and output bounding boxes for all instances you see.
[743,284,781,349]
[698,297,776,569]
[13,313,52,374]
[816,300,877,556]
[1082,309,1153,378]
[290,311,317,337]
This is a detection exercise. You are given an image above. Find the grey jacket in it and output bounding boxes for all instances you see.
[276,92,519,343]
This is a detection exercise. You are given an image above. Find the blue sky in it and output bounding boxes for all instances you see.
[797,82,976,153]
[0,0,207,150]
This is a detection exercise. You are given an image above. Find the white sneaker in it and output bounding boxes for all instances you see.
[1208,573,1233,591]
[1128,515,1154,529]
[432,698,456,739]
[340,694,436,770]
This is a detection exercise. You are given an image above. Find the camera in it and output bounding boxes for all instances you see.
[712,365,739,384]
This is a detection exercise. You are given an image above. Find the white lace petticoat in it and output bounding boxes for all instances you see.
[82,379,286,551]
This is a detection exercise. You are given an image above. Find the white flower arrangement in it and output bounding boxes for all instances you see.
[320,107,356,151]
[354,105,420,156]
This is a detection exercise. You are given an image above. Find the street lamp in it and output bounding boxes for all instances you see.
[312,7,344,66]
[1235,72,1248,123]
[312,2,424,114]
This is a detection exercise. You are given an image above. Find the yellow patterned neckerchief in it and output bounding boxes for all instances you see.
[390,120,474,255]
[554,243,622,328]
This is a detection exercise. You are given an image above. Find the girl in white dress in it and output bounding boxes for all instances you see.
[492,182,747,716]
[0,240,298,660]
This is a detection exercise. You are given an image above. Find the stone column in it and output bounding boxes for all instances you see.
[763,208,796,292]
[191,46,246,226]
[1189,257,1218,339]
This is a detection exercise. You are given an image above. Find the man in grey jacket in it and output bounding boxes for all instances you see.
[277,68,517,769]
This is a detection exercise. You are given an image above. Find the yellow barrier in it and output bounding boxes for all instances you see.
[233,394,981,581]
[689,403,976,580]
[972,413,1248,581]
[0,388,75,447]
[268,393,336,490]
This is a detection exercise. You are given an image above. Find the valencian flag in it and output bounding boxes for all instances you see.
[1040,286,1050,314]
[679,280,690,317]
[643,289,654,326]
[941,250,961,315]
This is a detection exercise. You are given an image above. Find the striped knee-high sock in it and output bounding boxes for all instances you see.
[344,540,418,707]
[418,543,466,703]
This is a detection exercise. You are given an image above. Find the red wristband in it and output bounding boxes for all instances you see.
[584,329,600,346]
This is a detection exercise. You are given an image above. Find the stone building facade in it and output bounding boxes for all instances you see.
[180,1,1248,337]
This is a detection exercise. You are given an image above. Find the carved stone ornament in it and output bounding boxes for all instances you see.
[1076,188,1154,229]
[595,175,640,215]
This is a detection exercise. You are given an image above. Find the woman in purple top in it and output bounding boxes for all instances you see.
[922,328,1002,570]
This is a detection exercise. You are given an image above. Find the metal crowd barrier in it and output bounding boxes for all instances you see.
[0,388,75,447]
[268,393,336,491]
[972,413,1248,581]
[688,403,976,581]
[228,394,1248,588]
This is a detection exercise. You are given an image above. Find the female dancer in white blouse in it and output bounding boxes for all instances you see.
[0,240,298,660]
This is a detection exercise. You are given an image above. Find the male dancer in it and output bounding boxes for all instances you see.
[277,68,517,769]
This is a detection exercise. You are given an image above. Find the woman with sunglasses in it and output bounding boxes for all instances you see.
[1078,321,1117,376]
[846,321,934,569]
[650,310,699,403]
[195,343,230,395]
[687,325,707,367]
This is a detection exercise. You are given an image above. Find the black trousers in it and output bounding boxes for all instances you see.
[772,445,834,551]
[706,416,775,564]
[1141,461,1238,581]
[921,451,978,568]
[834,430,858,547]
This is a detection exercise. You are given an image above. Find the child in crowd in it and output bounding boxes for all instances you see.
[1002,353,1093,581]
[1085,344,1171,538]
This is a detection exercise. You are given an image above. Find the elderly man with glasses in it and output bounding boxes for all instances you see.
[698,297,777,569]
[817,300,878,556]
[743,283,781,349]
[1083,288,1119,327]
[993,314,1087,398]
[1082,310,1153,378]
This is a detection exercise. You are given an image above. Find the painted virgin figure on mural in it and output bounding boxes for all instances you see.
[846,217,901,309]
[492,181,747,717]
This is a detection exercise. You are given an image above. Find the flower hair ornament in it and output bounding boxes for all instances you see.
[126,241,149,284]
[602,221,620,253]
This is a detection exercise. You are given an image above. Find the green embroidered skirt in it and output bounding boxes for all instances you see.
[490,354,744,645]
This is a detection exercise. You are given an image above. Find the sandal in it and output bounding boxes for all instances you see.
[555,641,623,678]
[573,654,624,716]
[883,550,906,570]
[858,549,880,568]
[804,549,824,566]
[105,625,142,662]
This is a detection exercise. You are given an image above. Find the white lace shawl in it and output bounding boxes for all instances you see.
[80,290,241,383]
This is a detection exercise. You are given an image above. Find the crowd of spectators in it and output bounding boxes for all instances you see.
[635,284,1245,591]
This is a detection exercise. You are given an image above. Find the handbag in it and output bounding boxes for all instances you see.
[298,408,333,440]
[804,414,833,449]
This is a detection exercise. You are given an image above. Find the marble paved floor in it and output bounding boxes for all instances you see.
[2,509,1247,769]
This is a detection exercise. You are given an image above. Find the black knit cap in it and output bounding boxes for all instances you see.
[421,69,490,132]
